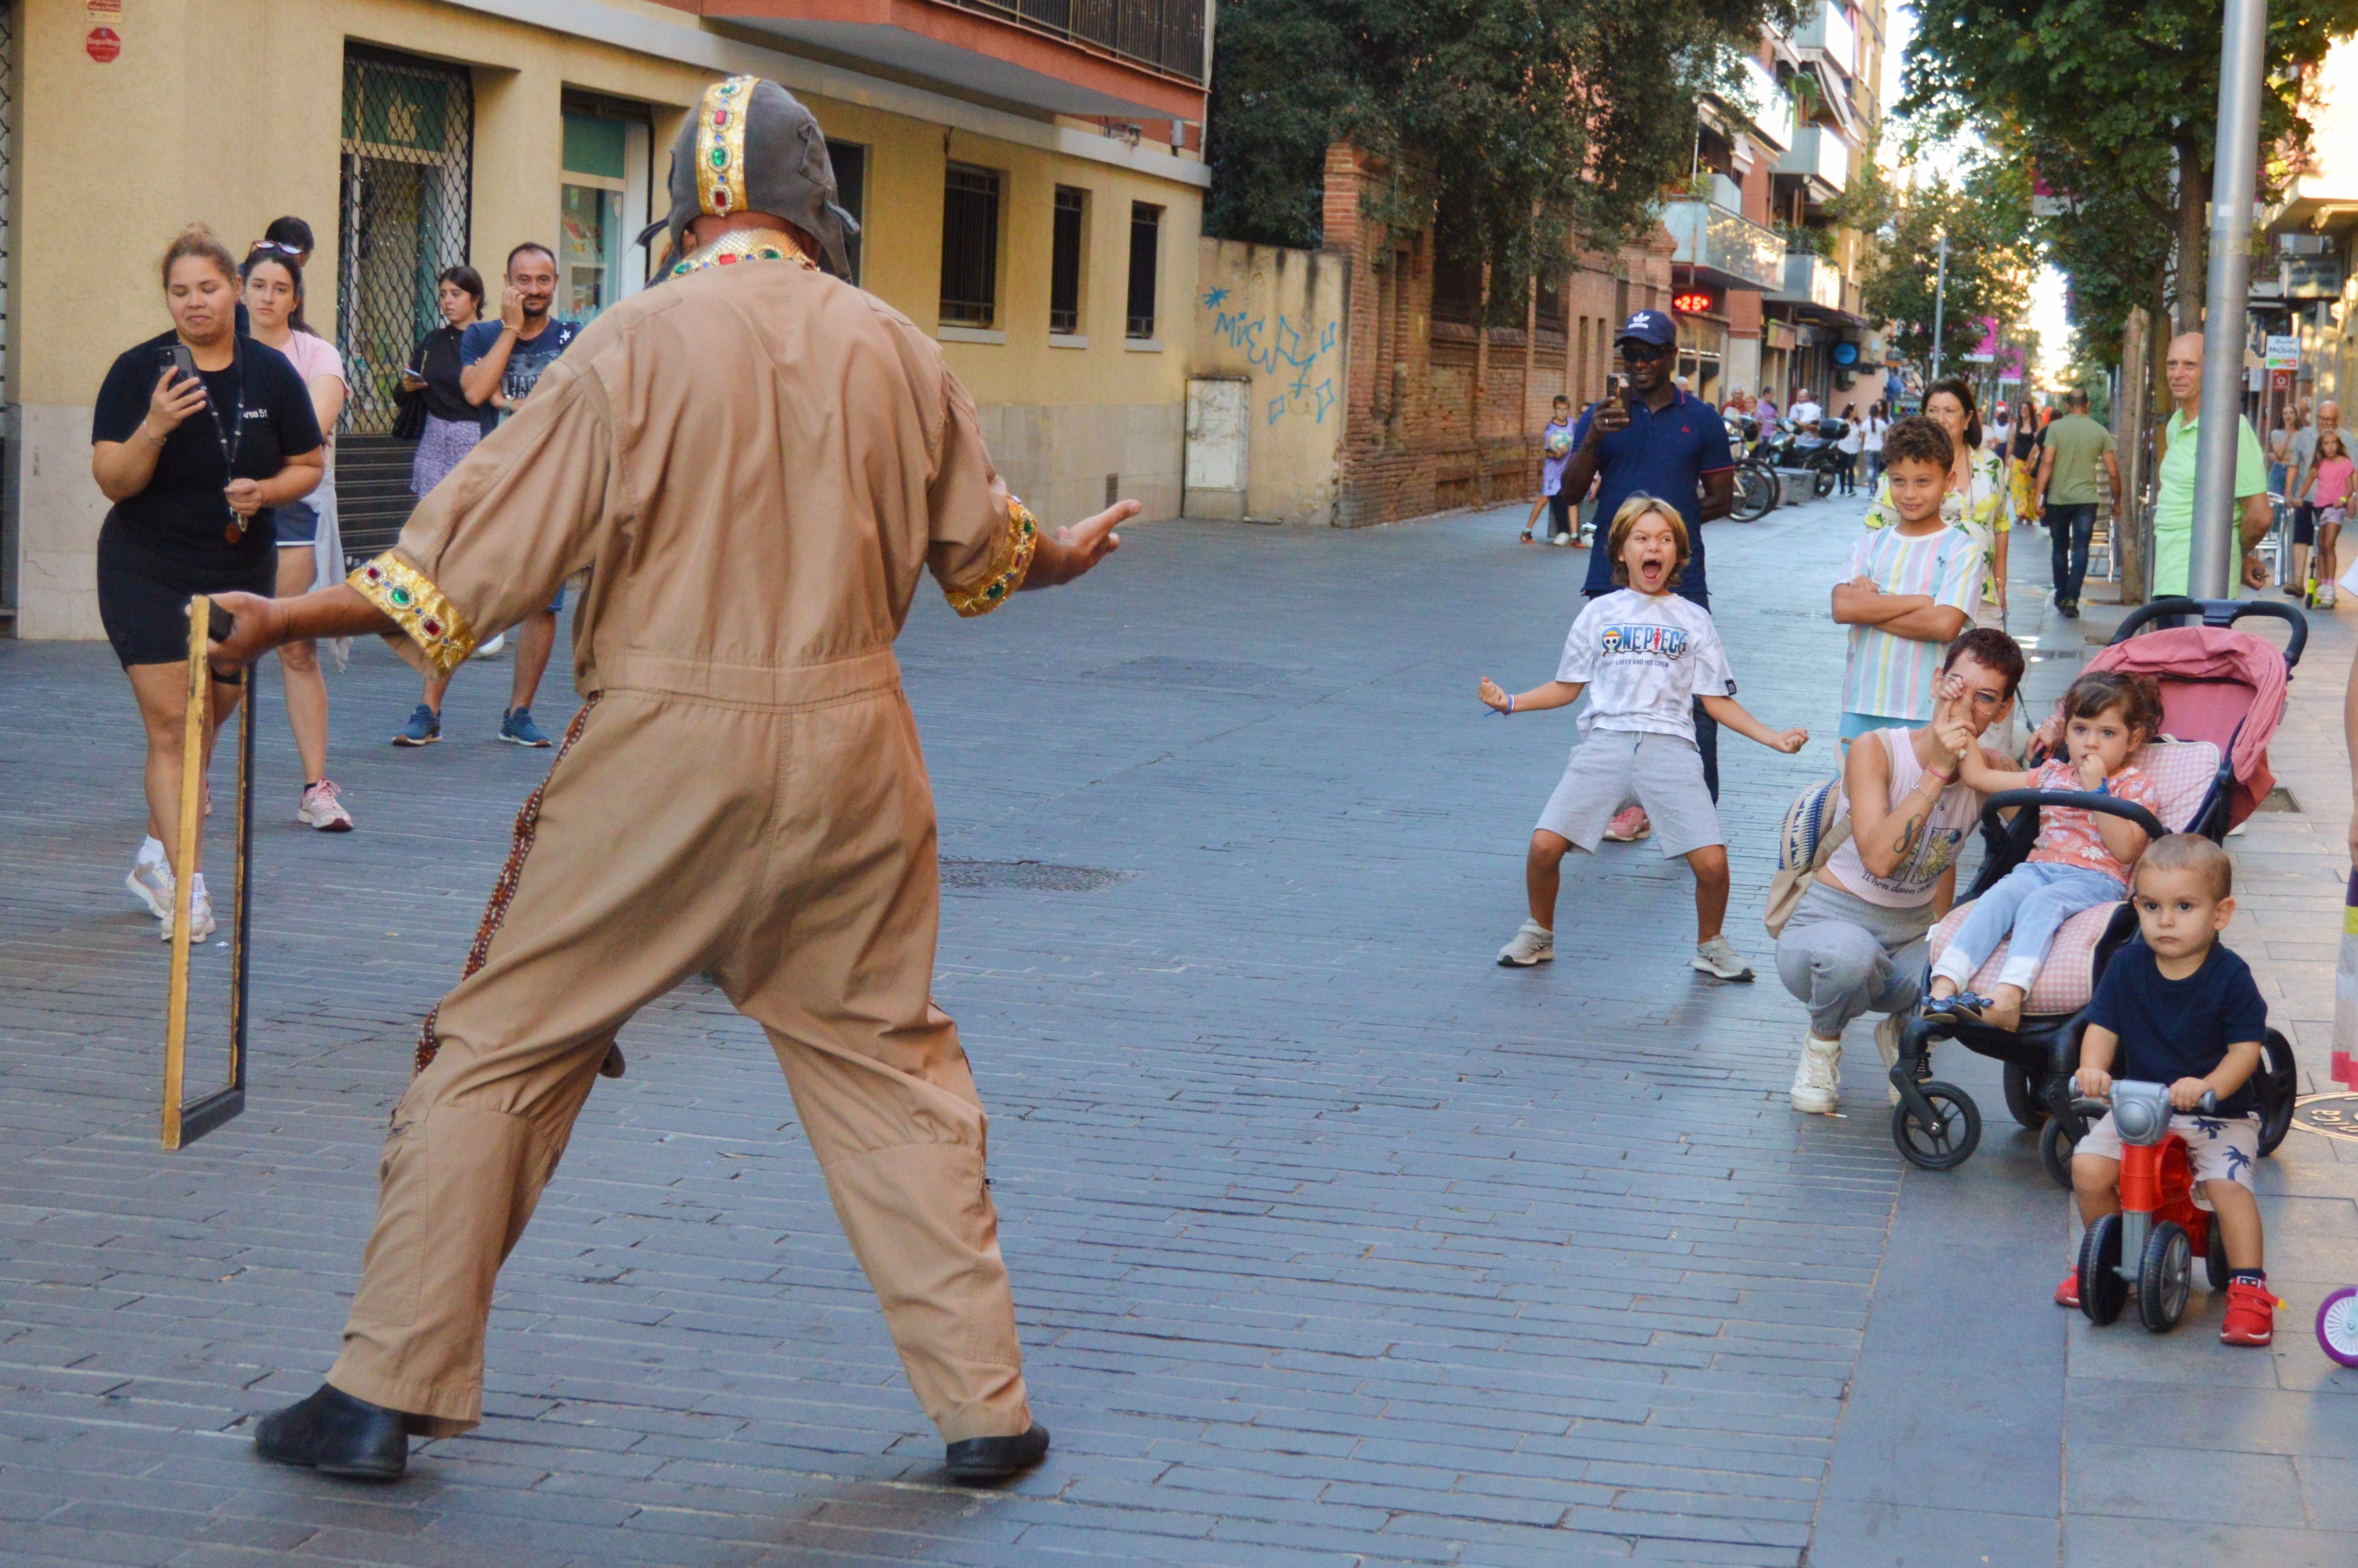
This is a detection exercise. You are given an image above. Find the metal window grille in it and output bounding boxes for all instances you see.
[1050,187,1085,334]
[939,164,1001,329]
[827,140,867,286]
[338,47,473,437]
[1125,202,1160,340]
[0,0,16,626]
[931,0,1205,84]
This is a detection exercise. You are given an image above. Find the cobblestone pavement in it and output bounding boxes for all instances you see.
[2,491,2355,1568]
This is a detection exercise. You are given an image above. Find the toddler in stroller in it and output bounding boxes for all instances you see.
[1923,670,2164,1032]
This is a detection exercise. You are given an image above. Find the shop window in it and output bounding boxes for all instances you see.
[1126,201,1162,340]
[940,164,1002,329]
[1051,186,1087,335]
[827,139,866,285]
[559,104,651,323]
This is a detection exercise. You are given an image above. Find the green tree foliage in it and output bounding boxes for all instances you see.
[1858,160,2038,375]
[1900,0,2358,351]
[1204,0,1801,292]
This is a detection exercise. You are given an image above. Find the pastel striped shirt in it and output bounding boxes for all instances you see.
[1839,523,1985,720]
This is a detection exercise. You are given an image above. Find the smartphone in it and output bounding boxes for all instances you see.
[207,602,235,642]
[171,343,201,384]
[1613,373,1632,410]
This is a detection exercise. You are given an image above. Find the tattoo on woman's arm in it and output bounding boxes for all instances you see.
[1893,811,1924,860]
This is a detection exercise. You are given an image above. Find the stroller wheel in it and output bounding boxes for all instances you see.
[2079,1215,2126,1325]
[2318,1287,2358,1367]
[2004,1063,2052,1130]
[2137,1220,2193,1332]
[2040,1118,2082,1190]
[1891,1082,1982,1170]
[2257,1029,2299,1156]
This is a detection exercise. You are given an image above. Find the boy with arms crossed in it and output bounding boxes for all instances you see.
[1834,417,1984,745]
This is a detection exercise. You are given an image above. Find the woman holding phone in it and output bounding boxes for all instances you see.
[389,265,489,747]
[90,225,323,938]
[243,246,354,831]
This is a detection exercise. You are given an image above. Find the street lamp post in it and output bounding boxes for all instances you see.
[2189,0,2269,599]
[1930,231,1949,385]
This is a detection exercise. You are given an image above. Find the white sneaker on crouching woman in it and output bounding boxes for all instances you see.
[1497,919,1555,967]
[1790,1034,1841,1114]
[1691,935,1755,981]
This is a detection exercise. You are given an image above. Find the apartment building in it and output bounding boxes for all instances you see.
[0,0,1210,639]
[2261,34,2358,418]
[1665,0,1886,410]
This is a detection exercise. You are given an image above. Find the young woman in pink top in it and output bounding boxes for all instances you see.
[1923,670,2164,1030]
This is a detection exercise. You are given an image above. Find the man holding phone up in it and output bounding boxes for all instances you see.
[1564,311,1739,831]
[454,242,579,747]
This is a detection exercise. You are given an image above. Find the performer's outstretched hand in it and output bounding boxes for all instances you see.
[1027,499,1136,589]
[201,585,394,673]
[200,591,286,669]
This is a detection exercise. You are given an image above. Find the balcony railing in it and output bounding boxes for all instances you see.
[1794,0,1856,78]
[1775,125,1849,194]
[934,0,1206,82]
[1663,200,1784,292]
[1773,252,1845,310]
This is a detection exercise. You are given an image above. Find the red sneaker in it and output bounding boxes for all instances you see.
[2220,1280,2275,1346]
[1604,806,1651,843]
[2054,1271,2079,1309]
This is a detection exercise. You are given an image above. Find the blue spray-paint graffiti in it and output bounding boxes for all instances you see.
[1204,289,1338,426]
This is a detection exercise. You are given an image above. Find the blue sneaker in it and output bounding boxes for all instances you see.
[500,707,552,748]
[392,704,441,747]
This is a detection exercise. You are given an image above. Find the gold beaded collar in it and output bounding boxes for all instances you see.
[669,229,819,279]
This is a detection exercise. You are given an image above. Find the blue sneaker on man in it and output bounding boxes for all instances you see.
[392,704,441,747]
[500,707,552,748]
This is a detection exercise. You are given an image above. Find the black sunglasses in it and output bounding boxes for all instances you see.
[1619,339,1674,361]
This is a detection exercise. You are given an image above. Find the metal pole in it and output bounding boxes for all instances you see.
[1930,232,1948,384]
[2189,0,2268,600]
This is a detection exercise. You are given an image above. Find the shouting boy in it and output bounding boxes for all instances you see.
[2063,834,2275,1346]
[1833,417,1985,745]
[1482,495,1808,979]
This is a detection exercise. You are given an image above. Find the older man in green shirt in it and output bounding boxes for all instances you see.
[2153,331,2272,597]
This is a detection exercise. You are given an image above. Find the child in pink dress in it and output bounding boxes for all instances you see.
[2301,428,2354,609]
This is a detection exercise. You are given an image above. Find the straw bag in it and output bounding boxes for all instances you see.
[1765,772,1849,937]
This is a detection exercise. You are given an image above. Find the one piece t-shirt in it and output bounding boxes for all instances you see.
[2309,454,2355,513]
[91,331,324,575]
[2024,758,2162,882]
[1555,587,1737,743]
[1822,727,1984,908]
[1837,523,1984,721]
[2086,938,2268,1117]
[459,317,580,427]
[410,324,482,426]
[1539,418,1573,497]
[272,331,345,461]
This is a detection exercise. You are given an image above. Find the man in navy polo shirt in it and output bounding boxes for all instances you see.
[1563,310,1737,827]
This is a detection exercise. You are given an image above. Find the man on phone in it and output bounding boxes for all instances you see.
[1562,310,1738,828]
[455,242,578,747]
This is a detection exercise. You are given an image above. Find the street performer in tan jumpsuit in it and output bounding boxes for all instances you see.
[208,77,1129,1485]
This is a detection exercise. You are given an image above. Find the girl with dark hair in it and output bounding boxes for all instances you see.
[390,265,492,747]
[242,247,354,830]
[90,225,323,936]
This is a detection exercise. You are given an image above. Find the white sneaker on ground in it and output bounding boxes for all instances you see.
[160,877,215,944]
[1691,935,1755,981]
[298,779,355,832]
[1790,1034,1841,1114]
[1874,1014,1905,1106]
[1604,806,1651,842]
[1497,919,1555,967]
[127,850,173,920]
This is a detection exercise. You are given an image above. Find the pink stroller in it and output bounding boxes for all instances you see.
[1888,597,2307,1179]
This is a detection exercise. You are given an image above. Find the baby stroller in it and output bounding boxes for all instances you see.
[1886,597,2307,1181]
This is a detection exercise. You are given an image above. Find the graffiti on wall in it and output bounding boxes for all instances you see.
[1203,287,1338,426]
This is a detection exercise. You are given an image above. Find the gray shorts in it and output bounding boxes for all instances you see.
[1536,730,1723,858]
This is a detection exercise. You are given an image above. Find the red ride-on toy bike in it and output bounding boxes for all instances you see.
[2074,1082,2231,1333]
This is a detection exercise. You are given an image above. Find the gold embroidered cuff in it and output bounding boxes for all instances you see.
[944,499,1039,618]
[349,553,478,677]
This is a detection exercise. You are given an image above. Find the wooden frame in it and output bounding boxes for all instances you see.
[161,594,251,1150]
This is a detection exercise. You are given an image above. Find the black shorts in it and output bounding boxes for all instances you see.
[2294,504,2317,547]
[96,522,274,669]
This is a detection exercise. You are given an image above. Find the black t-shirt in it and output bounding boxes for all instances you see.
[2086,938,2269,1116]
[93,332,323,573]
[411,325,485,428]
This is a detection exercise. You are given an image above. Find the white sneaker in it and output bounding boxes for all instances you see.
[160,878,215,944]
[1790,1034,1841,1114]
[472,631,508,658]
[298,779,355,832]
[1875,1013,1906,1106]
[1691,934,1755,981]
[1497,919,1555,967]
[127,853,174,920]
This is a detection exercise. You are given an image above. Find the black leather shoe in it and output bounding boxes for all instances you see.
[252,1383,411,1481]
[943,1423,1050,1484]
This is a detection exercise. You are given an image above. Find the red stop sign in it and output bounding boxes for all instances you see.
[86,27,120,63]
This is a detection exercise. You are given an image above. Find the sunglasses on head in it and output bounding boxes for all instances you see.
[250,241,303,257]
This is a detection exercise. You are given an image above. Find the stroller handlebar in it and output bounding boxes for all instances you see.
[1978,788,2169,843]
[2113,596,2308,671]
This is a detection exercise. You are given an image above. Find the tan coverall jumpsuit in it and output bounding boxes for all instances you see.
[334,253,1038,1442]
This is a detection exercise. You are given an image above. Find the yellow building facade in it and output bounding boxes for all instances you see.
[3,0,1209,638]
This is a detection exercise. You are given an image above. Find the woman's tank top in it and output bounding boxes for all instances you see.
[1822,727,1982,908]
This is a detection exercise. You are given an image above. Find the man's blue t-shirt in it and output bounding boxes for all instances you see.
[459,317,580,430]
[1574,389,1736,607]
[2086,938,2268,1117]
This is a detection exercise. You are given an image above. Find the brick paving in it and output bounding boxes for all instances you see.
[1,493,2354,1567]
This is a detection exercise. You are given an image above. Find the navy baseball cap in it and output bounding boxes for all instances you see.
[1617,310,1677,348]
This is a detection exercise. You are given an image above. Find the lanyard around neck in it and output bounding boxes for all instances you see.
[186,336,248,539]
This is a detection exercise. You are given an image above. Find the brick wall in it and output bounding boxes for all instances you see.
[1321,143,1674,529]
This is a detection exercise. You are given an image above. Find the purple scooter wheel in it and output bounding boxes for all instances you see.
[2317,1287,2358,1367]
